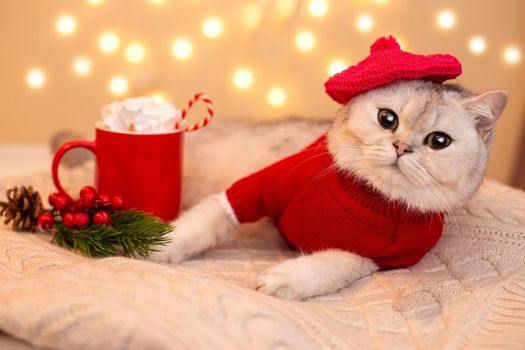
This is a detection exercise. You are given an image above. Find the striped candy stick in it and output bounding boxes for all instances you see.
[174,92,214,132]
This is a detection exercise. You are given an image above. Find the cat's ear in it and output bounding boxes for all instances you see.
[462,90,508,131]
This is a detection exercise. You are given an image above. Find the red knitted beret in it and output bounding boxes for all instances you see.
[324,36,462,104]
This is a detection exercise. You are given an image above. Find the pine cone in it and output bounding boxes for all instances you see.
[0,186,44,232]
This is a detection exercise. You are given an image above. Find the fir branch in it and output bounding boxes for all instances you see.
[112,211,173,258]
[53,210,173,258]
[54,222,119,257]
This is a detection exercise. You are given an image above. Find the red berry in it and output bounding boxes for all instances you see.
[37,213,55,231]
[96,193,111,208]
[53,194,69,210]
[73,213,90,228]
[70,200,85,212]
[111,195,125,210]
[81,191,96,208]
[48,192,60,206]
[63,212,75,228]
[93,210,112,225]
[80,186,97,200]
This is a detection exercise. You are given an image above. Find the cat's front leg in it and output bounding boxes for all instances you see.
[256,249,378,300]
[148,192,238,263]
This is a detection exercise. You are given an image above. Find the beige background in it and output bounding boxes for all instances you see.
[0,0,524,184]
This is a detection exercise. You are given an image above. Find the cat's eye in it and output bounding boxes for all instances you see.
[377,109,398,131]
[425,132,452,150]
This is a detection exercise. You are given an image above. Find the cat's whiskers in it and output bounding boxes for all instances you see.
[286,149,333,176]
[362,144,397,167]
[338,133,373,147]
[408,159,460,227]
[400,161,450,226]
[416,160,462,208]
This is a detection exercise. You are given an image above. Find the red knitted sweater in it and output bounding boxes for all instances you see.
[226,135,444,270]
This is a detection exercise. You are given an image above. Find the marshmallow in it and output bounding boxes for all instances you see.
[101,97,181,133]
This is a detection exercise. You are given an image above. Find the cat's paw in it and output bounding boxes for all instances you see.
[147,193,237,264]
[256,262,306,300]
[256,250,378,300]
[147,228,187,264]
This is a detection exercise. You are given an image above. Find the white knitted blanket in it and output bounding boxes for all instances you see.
[0,121,524,349]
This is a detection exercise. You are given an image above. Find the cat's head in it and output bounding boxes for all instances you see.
[328,79,507,213]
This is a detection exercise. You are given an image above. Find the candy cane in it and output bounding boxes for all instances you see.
[174,92,214,132]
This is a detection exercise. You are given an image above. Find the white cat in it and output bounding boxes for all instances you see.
[149,79,507,300]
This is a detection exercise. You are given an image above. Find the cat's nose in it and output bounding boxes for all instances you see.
[393,141,413,156]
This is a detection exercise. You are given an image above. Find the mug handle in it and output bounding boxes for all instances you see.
[52,140,97,202]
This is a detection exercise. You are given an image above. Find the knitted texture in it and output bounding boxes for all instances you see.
[226,135,443,269]
[324,36,462,104]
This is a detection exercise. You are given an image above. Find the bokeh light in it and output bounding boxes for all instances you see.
[469,36,487,55]
[151,92,168,102]
[436,10,456,30]
[233,69,254,89]
[26,69,46,89]
[56,15,77,36]
[202,17,223,38]
[504,46,521,64]
[266,87,287,108]
[86,0,103,5]
[171,38,193,60]
[108,75,129,95]
[328,60,348,76]
[275,0,297,18]
[308,0,329,17]
[99,32,120,53]
[242,4,263,30]
[356,14,374,32]
[295,31,316,52]
[72,57,92,76]
[125,43,146,64]
[396,37,407,50]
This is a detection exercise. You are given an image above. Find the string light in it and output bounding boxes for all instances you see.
[125,42,146,63]
[356,14,374,32]
[202,17,223,38]
[308,0,328,18]
[468,36,486,55]
[39,0,521,117]
[328,60,347,76]
[436,10,456,30]
[171,38,193,60]
[99,32,120,53]
[266,87,287,108]
[295,31,316,52]
[108,75,129,95]
[504,46,521,64]
[26,69,46,89]
[73,57,92,76]
[233,69,254,89]
[56,15,77,36]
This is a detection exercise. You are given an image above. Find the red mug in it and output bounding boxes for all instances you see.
[52,126,183,221]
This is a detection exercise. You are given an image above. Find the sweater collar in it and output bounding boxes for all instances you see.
[332,168,438,223]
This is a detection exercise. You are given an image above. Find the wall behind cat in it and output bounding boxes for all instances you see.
[0,0,523,186]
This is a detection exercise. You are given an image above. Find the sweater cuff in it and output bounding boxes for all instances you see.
[217,191,239,225]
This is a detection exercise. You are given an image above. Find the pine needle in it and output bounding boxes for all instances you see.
[54,210,173,258]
